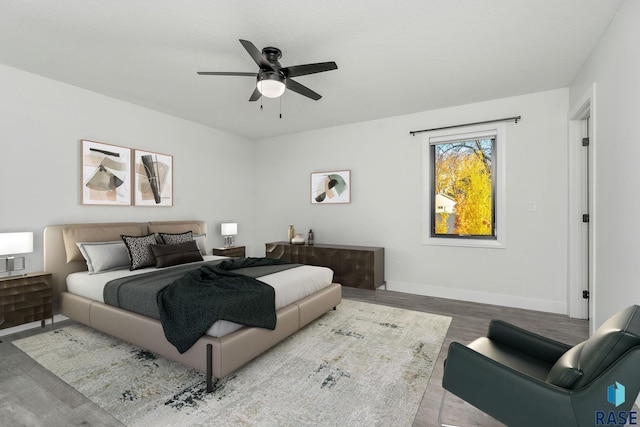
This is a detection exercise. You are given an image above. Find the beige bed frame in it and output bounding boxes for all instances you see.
[44,221,341,391]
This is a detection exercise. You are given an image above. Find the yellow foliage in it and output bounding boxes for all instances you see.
[434,144,493,236]
[435,212,450,234]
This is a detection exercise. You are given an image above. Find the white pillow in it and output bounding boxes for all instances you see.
[76,241,130,274]
[193,234,208,256]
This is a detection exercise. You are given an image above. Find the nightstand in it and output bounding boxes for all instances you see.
[212,246,246,257]
[0,272,53,330]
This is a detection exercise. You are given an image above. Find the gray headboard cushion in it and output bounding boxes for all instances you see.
[44,220,207,312]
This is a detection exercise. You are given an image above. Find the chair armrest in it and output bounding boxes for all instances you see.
[442,342,577,427]
[487,319,572,363]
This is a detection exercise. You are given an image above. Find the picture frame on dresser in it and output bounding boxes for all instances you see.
[134,149,173,206]
[310,170,351,204]
[81,139,132,206]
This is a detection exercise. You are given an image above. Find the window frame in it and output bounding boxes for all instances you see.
[421,122,506,249]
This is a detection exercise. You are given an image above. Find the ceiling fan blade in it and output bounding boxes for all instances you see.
[197,71,257,76]
[282,62,337,78]
[239,39,274,70]
[249,87,262,102]
[286,79,322,100]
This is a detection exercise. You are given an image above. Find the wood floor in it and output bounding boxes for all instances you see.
[0,288,591,426]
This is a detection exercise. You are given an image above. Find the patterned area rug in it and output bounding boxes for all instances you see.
[14,299,451,426]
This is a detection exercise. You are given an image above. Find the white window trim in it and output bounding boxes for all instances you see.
[421,122,507,249]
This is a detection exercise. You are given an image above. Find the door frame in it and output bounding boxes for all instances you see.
[568,83,596,329]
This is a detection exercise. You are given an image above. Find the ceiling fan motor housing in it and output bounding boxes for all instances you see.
[261,46,282,64]
[258,69,285,83]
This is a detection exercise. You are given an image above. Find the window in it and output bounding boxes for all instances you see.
[422,123,506,248]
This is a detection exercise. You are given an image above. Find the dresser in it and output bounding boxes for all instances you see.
[0,272,53,330]
[265,242,385,290]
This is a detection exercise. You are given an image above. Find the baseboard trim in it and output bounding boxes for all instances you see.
[387,281,567,315]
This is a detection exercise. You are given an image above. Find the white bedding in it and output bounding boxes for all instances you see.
[66,256,335,337]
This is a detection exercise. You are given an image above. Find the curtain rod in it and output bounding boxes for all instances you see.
[409,115,521,136]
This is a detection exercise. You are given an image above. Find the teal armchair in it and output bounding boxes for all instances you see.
[440,305,640,426]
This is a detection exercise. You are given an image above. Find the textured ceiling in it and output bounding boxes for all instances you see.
[0,1,623,139]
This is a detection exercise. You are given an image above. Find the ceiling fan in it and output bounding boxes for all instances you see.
[197,39,337,101]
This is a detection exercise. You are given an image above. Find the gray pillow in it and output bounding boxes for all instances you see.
[193,234,207,255]
[76,241,130,274]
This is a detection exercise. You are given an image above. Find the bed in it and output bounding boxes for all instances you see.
[44,221,342,391]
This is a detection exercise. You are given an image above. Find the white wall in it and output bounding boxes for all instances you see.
[252,89,570,314]
[570,0,640,329]
[0,63,574,315]
[0,64,256,272]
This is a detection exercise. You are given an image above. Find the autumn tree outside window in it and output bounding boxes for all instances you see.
[431,137,496,238]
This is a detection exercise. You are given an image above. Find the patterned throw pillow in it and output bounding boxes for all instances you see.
[121,234,158,270]
[159,231,193,245]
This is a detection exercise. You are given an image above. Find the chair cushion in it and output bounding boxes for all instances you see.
[545,342,584,388]
[468,337,554,381]
[546,305,640,389]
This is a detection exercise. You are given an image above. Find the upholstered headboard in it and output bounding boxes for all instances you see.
[44,220,207,311]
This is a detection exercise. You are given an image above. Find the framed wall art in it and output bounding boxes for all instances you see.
[310,170,351,204]
[134,149,173,206]
[81,140,131,206]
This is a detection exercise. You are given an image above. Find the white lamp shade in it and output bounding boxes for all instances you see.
[221,223,238,236]
[0,232,34,256]
[257,80,286,98]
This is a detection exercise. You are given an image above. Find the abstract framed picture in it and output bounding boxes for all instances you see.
[133,149,173,206]
[81,140,131,205]
[310,170,351,204]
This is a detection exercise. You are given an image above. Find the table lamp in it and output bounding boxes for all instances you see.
[0,232,34,275]
[221,223,237,248]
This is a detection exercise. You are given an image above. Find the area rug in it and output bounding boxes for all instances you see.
[13,299,451,426]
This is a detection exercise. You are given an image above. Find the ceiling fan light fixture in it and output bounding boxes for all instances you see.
[257,71,286,98]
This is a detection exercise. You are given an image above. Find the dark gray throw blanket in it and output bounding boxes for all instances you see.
[156,257,295,354]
